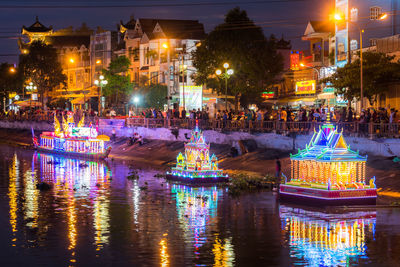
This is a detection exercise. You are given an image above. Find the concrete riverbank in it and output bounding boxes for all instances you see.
[4,120,400,157]
[1,127,400,204]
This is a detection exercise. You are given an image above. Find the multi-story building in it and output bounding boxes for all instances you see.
[19,18,96,110]
[335,0,400,66]
[120,17,205,110]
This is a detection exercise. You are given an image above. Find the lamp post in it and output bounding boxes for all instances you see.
[216,63,234,111]
[94,75,108,116]
[334,12,387,110]
[133,96,139,112]
[162,42,171,109]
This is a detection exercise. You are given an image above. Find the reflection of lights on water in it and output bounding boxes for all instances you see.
[172,184,220,250]
[213,235,235,267]
[160,235,169,267]
[37,153,111,259]
[280,206,376,266]
[8,154,19,246]
[132,180,140,226]
[24,168,39,229]
[93,191,110,250]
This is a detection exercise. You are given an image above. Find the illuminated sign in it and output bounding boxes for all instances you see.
[262,92,275,99]
[72,127,98,138]
[323,87,335,93]
[290,51,300,70]
[295,80,316,95]
[180,86,202,111]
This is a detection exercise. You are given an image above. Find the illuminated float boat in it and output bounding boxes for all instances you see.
[34,113,111,160]
[166,123,228,183]
[279,117,377,205]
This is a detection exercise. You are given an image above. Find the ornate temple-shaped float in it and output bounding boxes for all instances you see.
[34,113,111,160]
[166,125,228,183]
[280,120,377,205]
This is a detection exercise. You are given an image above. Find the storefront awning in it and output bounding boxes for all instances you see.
[14,100,42,107]
[317,92,335,99]
[277,96,316,106]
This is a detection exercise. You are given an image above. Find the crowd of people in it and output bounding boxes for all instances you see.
[127,106,399,125]
[1,105,399,128]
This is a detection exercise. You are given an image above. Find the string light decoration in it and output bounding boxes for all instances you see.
[166,122,228,183]
[35,112,111,159]
[280,116,377,205]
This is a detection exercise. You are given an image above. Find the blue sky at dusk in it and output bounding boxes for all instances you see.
[0,0,332,64]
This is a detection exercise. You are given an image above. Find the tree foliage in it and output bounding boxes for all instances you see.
[323,52,400,104]
[19,41,66,106]
[139,83,167,109]
[192,7,285,110]
[102,56,133,107]
[0,63,22,99]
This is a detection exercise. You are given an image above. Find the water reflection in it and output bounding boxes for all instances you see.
[36,153,111,254]
[171,184,235,266]
[172,185,220,249]
[280,205,376,266]
[8,154,19,246]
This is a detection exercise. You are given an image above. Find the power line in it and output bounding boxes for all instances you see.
[0,0,310,9]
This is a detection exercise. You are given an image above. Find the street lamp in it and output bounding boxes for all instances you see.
[334,12,387,110]
[133,96,139,111]
[9,67,16,73]
[94,75,108,116]
[299,62,319,80]
[216,62,234,111]
[162,41,171,108]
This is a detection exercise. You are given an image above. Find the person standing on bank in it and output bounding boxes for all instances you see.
[275,157,281,190]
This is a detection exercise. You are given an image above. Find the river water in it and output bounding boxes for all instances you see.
[0,145,400,266]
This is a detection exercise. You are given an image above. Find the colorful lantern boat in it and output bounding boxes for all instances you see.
[166,124,228,183]
[33,113,111,160]
[280,118,377,205]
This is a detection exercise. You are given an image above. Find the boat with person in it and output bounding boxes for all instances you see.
[33,112,111,160]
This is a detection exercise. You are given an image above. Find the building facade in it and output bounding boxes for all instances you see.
[120,17,205,110]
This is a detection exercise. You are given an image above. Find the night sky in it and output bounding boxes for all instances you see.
[0,0,332,64]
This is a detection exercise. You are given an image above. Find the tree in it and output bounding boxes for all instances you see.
[102,56,133,107]
[0,63,22,102]
[323,52,400,105]
[19,41,66,107]
[142,84,167,109]
[192,7,285,111]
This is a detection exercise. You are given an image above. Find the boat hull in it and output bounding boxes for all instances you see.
[279,184,377,206]
[166,174,229,184]
[36,146,111,160]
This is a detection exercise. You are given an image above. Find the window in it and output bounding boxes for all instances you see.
[350,8,358,22]
[370,39,377,46]
[370,6,382,20]
[350,39,358,50]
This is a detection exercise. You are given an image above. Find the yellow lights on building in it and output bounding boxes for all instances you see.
[9,67,16,73]
[96,59,102,64]
[69,58,75,63]
[162,43,169,49]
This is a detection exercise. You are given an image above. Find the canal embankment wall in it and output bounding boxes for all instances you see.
[1,120,400,158]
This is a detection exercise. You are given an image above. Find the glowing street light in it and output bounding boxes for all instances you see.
[132,96,139,111]
[215,62,234,111]
[333,11,388,110]
[9,67,16,73]
[69,58,75,63]
[96,59,102,64]
[94,75,108,116]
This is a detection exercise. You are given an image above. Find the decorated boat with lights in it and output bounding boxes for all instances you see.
[279,116,377,205]
[33,113,111,160]
[166,123,228,183]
